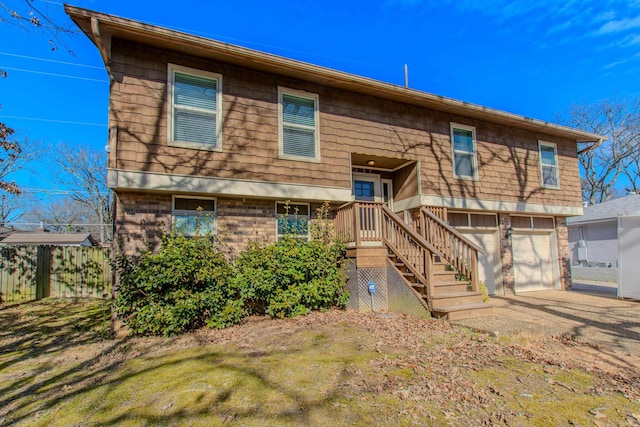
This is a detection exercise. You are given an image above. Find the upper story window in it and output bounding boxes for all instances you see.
[539,141,560,189]
[173,196,216,236]
[276,202,310,239]
[168,64,222,150]
[278,87,320,162]
[450,123,478,180]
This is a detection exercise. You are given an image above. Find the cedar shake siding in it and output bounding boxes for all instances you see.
[68,6,605,299]
[108,38,582,210]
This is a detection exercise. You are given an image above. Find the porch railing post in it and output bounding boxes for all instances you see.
[354,202,361,247]
[470,251,479,292]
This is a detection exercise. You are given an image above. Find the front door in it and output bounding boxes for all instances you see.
[353,173,385,242]
[353,174,380,202]
[352,173,394,207]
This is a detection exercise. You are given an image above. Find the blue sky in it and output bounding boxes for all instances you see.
[0,0,639,202]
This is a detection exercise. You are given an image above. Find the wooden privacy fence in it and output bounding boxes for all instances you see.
[0,246,112,303]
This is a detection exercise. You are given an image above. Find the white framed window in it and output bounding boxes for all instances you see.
[539,141,560,189]
[278,87,320,162]
[172,196,216,236]
[450,123,478,180]
[276,202,310,239]
[168,64,222,150]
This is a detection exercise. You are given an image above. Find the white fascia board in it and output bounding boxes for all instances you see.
[420,194,583,216]
[108,169,353,202]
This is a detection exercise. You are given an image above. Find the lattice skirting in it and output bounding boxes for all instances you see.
[345,263,429,318]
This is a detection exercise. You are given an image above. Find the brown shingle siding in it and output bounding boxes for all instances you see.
[109,38,582,208]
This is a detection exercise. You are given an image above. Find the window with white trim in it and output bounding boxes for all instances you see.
[276,202,310,239]
[278,87,320,161]
[168,64,222,150]
[450,123,478,179]
[539,141,559,188]
[172,196,216,236]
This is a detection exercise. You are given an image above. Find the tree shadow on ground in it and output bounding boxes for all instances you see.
[0,300,370,426]
[494,293,640,369]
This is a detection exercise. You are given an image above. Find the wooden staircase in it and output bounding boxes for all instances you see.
[334,201,492,320]
[388,250,492,320]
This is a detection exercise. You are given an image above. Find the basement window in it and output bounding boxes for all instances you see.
[172,196,216,236]
[276,202,310,239]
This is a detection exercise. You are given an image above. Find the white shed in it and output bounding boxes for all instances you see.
[618,215,640,300]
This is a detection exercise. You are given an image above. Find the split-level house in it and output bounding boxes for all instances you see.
[67,6,604,319]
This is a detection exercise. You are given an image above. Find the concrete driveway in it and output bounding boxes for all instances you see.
[454,281,640,361]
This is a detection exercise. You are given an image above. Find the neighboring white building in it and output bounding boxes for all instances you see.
[567,193,640,282]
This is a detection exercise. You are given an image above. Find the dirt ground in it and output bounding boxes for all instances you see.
[454,281,640,370]
[1,298,640,426]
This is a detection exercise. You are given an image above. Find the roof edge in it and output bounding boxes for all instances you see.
[65,4,606,143]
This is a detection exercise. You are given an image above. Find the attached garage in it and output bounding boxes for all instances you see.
[449,212,503,295]
[510,216,560,293]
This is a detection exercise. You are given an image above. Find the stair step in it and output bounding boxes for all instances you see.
[431,303,493,321]
[432,292,484,307]
[433,280,470,294]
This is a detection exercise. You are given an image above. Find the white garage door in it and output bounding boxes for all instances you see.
[461,231,501,295]
[512,232,559,293]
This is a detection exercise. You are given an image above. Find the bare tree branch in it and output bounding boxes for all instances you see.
[0,0,76,53]
[557,97,640,204]
[54,144,112,242]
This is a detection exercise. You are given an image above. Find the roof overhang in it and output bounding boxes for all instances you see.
[65,4,606,144]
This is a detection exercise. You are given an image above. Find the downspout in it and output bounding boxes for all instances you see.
[91,16,117,244]
[90,17,113,82]
[577,137,604,155]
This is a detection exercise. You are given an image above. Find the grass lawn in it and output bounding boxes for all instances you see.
[0,299,639,426]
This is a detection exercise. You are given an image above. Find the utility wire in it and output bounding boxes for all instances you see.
[0,66,108,82]
[0,51,103,69]
[0,115,106,127]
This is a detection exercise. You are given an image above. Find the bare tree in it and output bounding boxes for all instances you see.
[557,98,640,204]
[0,0,76,54]
[621,155,640,194]
[23,197,100,233]
[0,191,34,226]
[55,144,112,242]
[0,120,23,194]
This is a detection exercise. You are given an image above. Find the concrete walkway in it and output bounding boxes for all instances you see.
[454,281,640,360]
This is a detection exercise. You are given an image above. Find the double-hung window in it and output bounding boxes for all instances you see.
[276,202,310,239]
[168,64,222,150]
[539,141,560,188]
[450,123,478,180]
[278,87,320,161]
[173,196,216,236]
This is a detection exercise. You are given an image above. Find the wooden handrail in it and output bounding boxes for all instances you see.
[419,207,485,292]
[420,207,486,255]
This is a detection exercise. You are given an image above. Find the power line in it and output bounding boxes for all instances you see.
[20,187,109,196]
[0,52,103,69]
[0,115,107,127]
[0,66,108,82]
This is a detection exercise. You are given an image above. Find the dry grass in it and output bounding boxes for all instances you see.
[1,299,639,426]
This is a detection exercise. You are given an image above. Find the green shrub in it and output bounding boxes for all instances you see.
[113,228,237,336]
[231,202,349,318]
[113,202,349,336]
